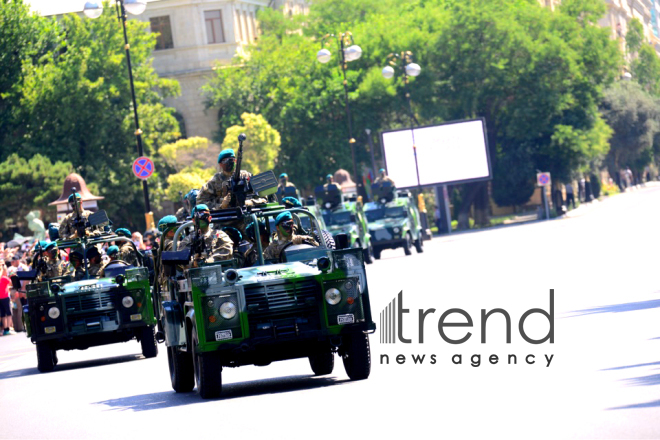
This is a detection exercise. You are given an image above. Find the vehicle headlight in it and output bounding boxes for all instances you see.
[219,301,237,319]
[122,296,134,308]
[48,307,60,320]
[325,288,342,305]
[393,227,401,233]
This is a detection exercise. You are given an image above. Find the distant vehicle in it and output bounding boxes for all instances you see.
[315,184,374,264]
[12,234,158,373]
[159,201,376,399]
[364,183,424,259]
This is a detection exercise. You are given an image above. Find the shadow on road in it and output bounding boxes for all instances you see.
[568,299,660,317]
[608,399,660,410]
[600,361,660,371]
[94,374,349,411]
[0,354,143,381]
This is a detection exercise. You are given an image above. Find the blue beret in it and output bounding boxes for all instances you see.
[158,215,178,232]
[45,242,58,251]
[193,204,210,216]
[115,228,131,238]
[68,193,82,203]
[36,240,48,250]
[279,173,288,179]
[222,226,242,242]
[217,148,235,163]
[282,197,302,208]
[326,174,332,179]
[379,168,386,173]
[107,245,119,256]
[246,221,268,241]
[275,211,293,225]
[48,225,60,241]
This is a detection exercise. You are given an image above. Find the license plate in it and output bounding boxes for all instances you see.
[44,326,56,334]
[337,314,355,325]
[215,330,233,341]
[130,313,142,322]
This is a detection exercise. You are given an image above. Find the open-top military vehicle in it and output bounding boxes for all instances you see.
[160,201,376,399]
[364,182,424,259]
[12,231,158,373]
[314,184,374,264]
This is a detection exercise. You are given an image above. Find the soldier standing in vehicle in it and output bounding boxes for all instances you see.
[197,149,266,210]
[278,173,297,192]
[115,228,138,266]
[323,174,335,189]
[58,193,101,240]
[175,189,199,222]
[263,211,319,261]
[180,204,233,266]
[374,168,395,186]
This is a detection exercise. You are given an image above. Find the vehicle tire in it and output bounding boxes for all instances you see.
[167,346,194,393]
[403,233,412,256]
[363,242,374,264]
[309,347,334,376]
[52,349,58,366]
[140,325,158,359]
[414,235,424,254]
[36,342,55,373]
[342,333,371,381]
[373,247,381,260]
[192,326,222,399]
[316,229,335,250]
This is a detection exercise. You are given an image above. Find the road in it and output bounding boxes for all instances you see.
[1,185,660,439]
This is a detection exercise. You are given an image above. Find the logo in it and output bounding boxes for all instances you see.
[379,290,555,368]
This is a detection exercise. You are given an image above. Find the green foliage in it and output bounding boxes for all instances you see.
[165,168,214,202]
[626,18,644,55]
[1,4,181,230]
[632,44,660,95]
[221,113,281,175]
[0,154,73,224]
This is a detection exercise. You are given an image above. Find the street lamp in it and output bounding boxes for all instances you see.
[316,32,363,184]
[83,0,153,228]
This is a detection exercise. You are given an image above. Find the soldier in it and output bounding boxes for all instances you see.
[180,204,233,266]
[69,251,85,281]
[175,189,199,222]
[58,193,101,240]
[47,223,60,242]
[263,211,319,261]
[39,242,72,281]
[374,168,395,186]
[86,247,104,278]
[244,220,271,267]
[323,174,335,189]
[278,173,297,192]
[98,245,119,278]
[155,215,178,288]
[115,228,138,266]
[197,148,266,210]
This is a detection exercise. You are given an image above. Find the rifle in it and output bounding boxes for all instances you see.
[190,228,207,267]
[70,186,87,238]
[230,133,249,208]
[33,245,48,277]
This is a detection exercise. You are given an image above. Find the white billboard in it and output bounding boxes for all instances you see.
[381,118,491,188]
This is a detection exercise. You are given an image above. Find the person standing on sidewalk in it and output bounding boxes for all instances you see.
[0,260,14,335]
[565,183,576,209]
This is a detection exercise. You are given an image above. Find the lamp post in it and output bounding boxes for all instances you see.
[83,0,153,229]
[382,51,432,239]
[316,32,363,185]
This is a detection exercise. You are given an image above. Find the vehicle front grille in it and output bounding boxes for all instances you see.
[64,291,114,313]
[244,279,319,316]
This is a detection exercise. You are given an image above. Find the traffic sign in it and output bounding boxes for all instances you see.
[133,156,154,180]
[536,172,551,187]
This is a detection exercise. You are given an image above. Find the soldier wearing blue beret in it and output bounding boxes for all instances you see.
[263,211,319,261]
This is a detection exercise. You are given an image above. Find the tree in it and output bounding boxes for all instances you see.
[2,6,181,230]
[221,113,281,175]
[0,154,73,225]
[158,136,216,201]
[632,44,660,95]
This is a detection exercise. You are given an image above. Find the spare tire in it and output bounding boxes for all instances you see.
[315,230,335,250]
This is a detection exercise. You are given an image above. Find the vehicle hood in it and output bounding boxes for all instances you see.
[60,278,117,295]
[327,224,357,235]
[369,218,407,230]
[235,261,321,284]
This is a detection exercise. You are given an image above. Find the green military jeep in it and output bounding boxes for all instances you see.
[315,184,374,264]
[364,183,424,259]
[13,235,158,372]
[160,204,376,398]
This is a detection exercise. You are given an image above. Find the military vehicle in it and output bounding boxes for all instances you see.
[12,233,158,373]
[159,203,376,399]
[364,182,424,259]
[314,184,374,264]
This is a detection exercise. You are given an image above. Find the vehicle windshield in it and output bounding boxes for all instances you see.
[366,207,406,221]
[384,207,406,218]
[323,211,353,226]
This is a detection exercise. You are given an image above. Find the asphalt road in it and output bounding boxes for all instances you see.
[1,185,660,439]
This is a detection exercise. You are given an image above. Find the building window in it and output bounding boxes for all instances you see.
[205,10,225,44]
[150,16,174,50]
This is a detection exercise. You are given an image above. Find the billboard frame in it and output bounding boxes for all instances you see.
[380,117,492,190]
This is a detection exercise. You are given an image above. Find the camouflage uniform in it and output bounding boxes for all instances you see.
[58,210,101,240]
[117,242,138,266]
[278,181,297,192]
[180,228,234,264]
[175,207,189,222]
[374,175,395,185]
[263,232,319,261]
[197,171,267,210]
[156,237,173,290]
[36,259,72,282]
[73,266,85,281]
[88,262,104,278]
